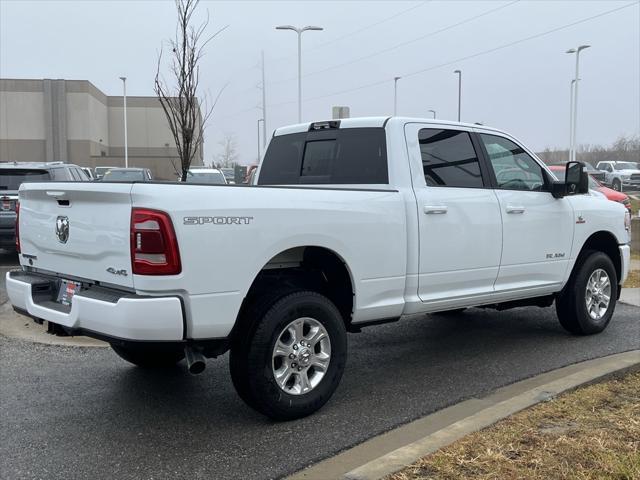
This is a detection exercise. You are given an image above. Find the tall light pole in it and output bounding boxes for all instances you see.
[260,51,267,149]
[393,76,401,115]
[428,109,436,119]
[453,70,462,122]
[568,79,577,162]
[119,76,128,168]
[566,45,590,162]
[257,118,264,161]
[275,25,323,123]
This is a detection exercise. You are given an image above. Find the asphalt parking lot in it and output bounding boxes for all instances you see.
[1,249,638,480]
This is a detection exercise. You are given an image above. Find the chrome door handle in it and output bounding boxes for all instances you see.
[424,205,448,214]
[506,206,525,214]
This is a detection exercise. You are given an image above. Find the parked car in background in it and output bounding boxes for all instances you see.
[595,161,640,191]
[182,168,227,185]
[82,167,95,180]
[94,166,115,179]
[220,167,235,184]
[549,165,631,212]
[100,168,153,182]
[1,161,90,250]
[583,162,606,183]
[244,164,258,184]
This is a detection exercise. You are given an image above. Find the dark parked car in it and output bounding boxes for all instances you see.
[0,161,90,250]
[99,168,153,182]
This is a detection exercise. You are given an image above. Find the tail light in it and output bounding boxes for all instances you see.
[15,201,20,253]
[130,208,181,275]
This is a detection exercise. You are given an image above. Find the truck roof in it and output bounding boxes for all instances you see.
[273,116,506,136]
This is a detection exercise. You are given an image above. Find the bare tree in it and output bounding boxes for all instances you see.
[154,0,227,181]
[215,133,239,168]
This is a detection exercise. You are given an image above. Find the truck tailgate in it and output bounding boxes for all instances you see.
[18,182,134,288]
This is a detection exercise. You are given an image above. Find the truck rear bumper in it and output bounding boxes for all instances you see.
[6,271,184,341]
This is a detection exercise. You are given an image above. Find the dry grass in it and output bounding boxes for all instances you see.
[624,270,640,288]
[389,371,640,480]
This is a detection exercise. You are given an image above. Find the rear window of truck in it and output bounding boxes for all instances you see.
[258,128,388,185]
[0,169,51,190]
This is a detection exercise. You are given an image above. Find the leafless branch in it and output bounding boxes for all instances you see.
[154,0,226,181]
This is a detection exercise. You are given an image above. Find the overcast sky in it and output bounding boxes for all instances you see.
[1,0,639,165]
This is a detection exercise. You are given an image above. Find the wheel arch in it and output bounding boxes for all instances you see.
[572,231,622,284]
[231,245,356,341]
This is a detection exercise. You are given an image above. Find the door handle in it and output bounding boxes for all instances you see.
[506,206,525,214]
[424,205,448,214]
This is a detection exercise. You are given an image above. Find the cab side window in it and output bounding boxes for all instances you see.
[480,134,545,192]
[419,129,484,188]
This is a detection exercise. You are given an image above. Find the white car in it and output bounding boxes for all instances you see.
[595,161,640,191]
[181,168,227,185]
[7,117,631,420]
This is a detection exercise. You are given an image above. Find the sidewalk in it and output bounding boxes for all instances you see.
[620,288,640,307]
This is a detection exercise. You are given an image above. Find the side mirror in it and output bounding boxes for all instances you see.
[565,161,589,195]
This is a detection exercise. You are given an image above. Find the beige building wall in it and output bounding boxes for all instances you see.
[0,78,203,180]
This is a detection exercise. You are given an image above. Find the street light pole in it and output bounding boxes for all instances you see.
[276,25,323,123]
[453,70,462,122]
[393,76,401,115]
[566,45,590,162]
[257,118,264,161]
[569,79,576,162]
[428,109,436,119]
[119,76,128,168]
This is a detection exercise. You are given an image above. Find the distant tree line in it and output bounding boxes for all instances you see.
[537,134,640,166]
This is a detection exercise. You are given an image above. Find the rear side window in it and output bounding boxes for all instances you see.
[419,129,484,188]
[258,128,388,185]
[0,169,51,190]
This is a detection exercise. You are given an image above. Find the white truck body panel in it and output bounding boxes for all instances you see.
[9,117,631,343]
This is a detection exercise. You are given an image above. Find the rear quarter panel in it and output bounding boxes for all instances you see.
[130,183,407,338]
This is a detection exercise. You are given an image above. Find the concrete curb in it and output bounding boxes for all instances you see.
[0,301,107,347]
[287,350,640,480]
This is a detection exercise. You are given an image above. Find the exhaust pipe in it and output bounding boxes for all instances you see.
[184,346,206,375]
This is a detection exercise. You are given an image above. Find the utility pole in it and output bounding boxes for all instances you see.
[261,50,267,148]
[257,118,264,161]
[453,70,462,122]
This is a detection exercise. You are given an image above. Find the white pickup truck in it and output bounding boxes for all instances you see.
[7,117,632,420]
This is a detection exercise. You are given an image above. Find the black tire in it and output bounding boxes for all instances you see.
[612,179,622,192]
[229,290,347,420]
[555,250,618,335]
[110,343,185,368]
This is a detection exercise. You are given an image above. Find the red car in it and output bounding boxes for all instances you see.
[549,165,631,211]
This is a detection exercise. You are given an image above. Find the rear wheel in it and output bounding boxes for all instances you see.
[110,343,185,368]
[556,250,618,335]
[229,290,347,420]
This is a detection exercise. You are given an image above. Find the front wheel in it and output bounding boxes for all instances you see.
[230,291,347,420]
[110,343,185,368]
[556,250,618,335]
[612,179,622,191]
